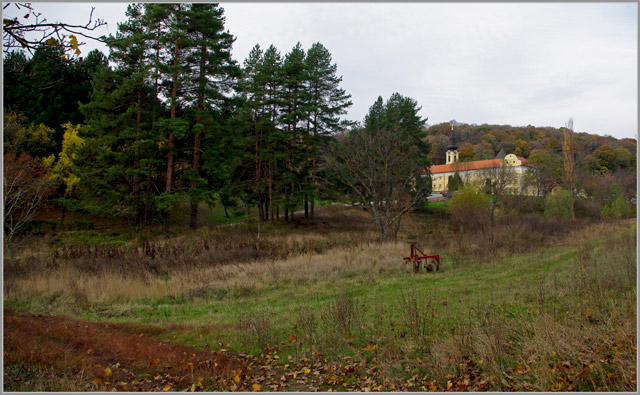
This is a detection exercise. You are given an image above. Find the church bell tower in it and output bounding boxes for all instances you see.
[446,122,458,165]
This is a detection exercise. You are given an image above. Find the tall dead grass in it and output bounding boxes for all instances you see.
[4,239,416,309]
[420,220,636,391]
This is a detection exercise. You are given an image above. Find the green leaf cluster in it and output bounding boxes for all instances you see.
[544,187,573,219]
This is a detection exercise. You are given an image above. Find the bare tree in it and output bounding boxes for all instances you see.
[3,2,106,60]
[475,163,520,222]
[3,153,57,248]
[325,127,430,242]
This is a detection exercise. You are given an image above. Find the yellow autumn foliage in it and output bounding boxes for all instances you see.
[45,123,84,197]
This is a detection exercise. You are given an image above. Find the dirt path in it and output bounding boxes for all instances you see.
[3,308,340,392]
[3,308,249,391]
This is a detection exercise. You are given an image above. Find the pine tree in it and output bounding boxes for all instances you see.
[280,43,308,221]
[261,45,285,220]
[240,44,285,222]
[303,42,352,219]
[77,4,160,223]
[145,3,193,237]
[184,3,239,229]
[240,44,269,221]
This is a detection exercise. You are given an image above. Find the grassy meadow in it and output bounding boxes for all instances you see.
[3,204,637,391]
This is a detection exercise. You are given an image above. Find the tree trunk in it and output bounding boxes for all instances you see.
[190,127,203,230]
[380,224,390,243]
[268,161,273,221]
[190,41,208,230]
[391,217,402,241]
[311,157,317,221]
[259,194,264,221]
[371,206,387,242]
[310,109,318,220]
[134,88,142,227]
[151,23,161,130]
[162,212,170,236]
[163,37,179,238]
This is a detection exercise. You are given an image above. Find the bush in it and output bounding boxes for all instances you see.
[575,198,602,219]
[447,173,463,192]
[600,184,635,219]
[501,195,544,215]
[544,187,573,219]
[449,187,490,231]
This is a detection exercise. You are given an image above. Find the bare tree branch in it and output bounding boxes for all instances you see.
[3,153,58,247]
[3,2,107,61]
[325,127,429,242]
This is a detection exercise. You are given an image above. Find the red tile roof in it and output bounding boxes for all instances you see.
[429,156,527,174]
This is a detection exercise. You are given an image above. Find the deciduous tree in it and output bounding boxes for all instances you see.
[325,94,430,242]
[3,2,106,60]
[3,153,57,247]
[524,151,562,197]
[449,187,490,233]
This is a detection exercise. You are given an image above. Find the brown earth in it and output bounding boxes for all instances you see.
[3,308,338,392]
[3,307,247,392]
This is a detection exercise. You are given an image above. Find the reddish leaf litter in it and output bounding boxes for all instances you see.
[3,308,246,391]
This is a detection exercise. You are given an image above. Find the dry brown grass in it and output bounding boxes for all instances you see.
[4,239,414,311]
[4,209,629,314]
[419,219,637,391]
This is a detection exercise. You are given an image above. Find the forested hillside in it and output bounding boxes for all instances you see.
[427,121,637,201]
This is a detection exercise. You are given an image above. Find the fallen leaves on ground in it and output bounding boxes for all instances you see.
[4,307,636,392]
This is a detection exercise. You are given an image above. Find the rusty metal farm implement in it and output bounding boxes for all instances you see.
[403,242,440,273]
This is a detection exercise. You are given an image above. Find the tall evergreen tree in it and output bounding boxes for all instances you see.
[303,42,352,219]
[239,44,268,221]
[77,4,160,222]
[280,43,308,221]
[261,45,285,220]
[144,3,193,236]
[183,3,239,229]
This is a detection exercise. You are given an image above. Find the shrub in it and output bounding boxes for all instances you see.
[449,187,490,231]
[574,198,602,219]
[501,195,544,215]
[600,184,635,219]
[447,172,463,192]
[544,187,573,219]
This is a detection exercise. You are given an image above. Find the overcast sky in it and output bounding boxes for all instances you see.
[4,2,637,140]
